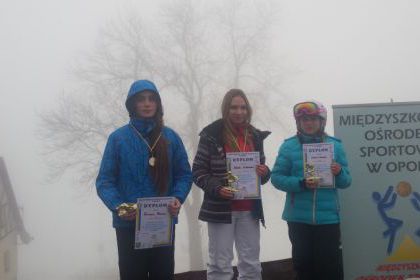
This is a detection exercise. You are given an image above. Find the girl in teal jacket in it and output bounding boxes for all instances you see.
[271,101,351,280]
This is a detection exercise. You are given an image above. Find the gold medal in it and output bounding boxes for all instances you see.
[130,124,162,168]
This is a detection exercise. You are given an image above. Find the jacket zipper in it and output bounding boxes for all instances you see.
[335,189,340,212]
[312,188,317,224]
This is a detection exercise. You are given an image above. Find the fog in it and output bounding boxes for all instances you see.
[1,0,420,279]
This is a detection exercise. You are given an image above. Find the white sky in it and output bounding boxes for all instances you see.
[1,0,420,279]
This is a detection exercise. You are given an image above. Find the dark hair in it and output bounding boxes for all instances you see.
[127,92,169,195]
[126,91,163,118]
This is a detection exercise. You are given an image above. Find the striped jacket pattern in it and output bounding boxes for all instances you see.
[192,119,271,224]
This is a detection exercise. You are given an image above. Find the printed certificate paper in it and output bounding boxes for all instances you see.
[226,152,261,199]
[302,143,335,188]
[135,197,174,249]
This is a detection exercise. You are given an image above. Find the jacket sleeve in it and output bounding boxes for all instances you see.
[170,133,193,203]
[334,141,352,189]
[259,141,271,185]
[96,133,124,212]
[192,136,224,198]
[271,142,304,193]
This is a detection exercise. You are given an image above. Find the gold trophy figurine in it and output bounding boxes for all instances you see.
[117,203,138,217]
[305,163,321,186]
[225,159,239,192]
[225,170,239,192]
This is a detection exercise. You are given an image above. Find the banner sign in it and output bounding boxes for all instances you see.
[333,102,420,280]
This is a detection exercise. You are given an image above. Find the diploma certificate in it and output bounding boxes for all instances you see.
[226,152,261,199]
[135,197,174,249]
[302,143,335,188]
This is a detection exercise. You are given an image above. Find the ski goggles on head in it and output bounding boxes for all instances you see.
[293,102,320,118]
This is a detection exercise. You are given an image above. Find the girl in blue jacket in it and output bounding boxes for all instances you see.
[96,80,192,280]
[271,101,351,280]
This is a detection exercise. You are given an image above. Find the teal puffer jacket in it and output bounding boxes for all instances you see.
[271,135,351,225]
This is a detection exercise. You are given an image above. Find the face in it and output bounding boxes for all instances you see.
[228,96,248,125]
[133,91,158,118]
[299,115,322,135]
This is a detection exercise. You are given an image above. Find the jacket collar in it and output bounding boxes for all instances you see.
[199,119,271,146]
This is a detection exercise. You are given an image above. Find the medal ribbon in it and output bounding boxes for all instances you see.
[227,128,248,152]
[130,124,162,165]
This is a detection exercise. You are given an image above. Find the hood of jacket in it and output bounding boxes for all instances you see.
[125,80,161,113]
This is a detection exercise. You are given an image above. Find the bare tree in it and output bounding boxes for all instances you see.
[38,0,285,271]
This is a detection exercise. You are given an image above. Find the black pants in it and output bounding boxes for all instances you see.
[288,222,343,280]
[116,227,175,280]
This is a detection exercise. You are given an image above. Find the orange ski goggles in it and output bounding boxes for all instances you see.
[293,102,321,118]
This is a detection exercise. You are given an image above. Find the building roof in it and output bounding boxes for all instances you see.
[0,157,31,243]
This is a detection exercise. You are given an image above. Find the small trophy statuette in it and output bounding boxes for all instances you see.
[117,203,138,217]
[305,163,321,185]
[224,170,239,192]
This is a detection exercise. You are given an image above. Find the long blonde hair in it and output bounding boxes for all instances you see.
[221,89,253,149]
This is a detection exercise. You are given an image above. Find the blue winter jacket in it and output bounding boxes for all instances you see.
[271,135,351,225]
[96,124,192,228]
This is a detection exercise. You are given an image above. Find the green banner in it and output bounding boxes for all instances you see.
[333,102,420,280]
